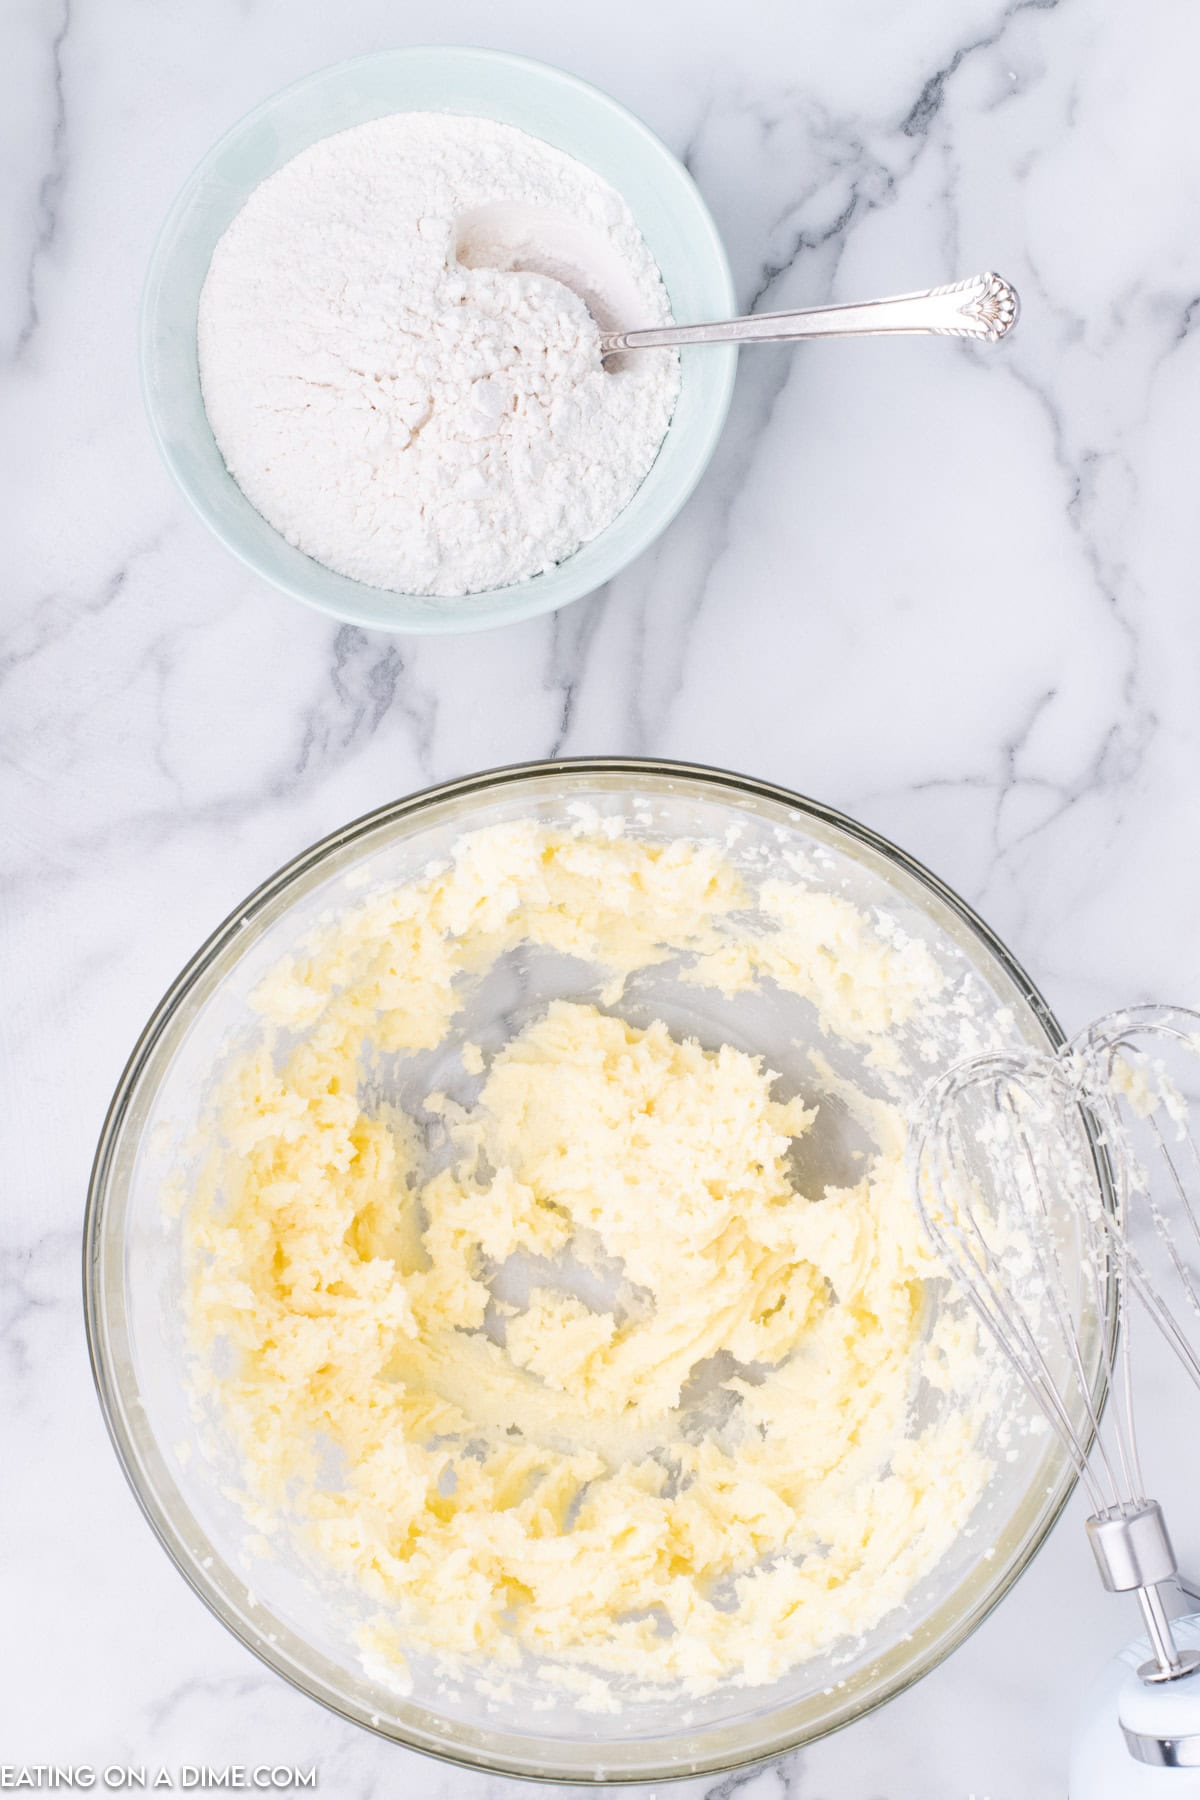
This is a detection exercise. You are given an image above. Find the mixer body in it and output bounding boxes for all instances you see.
[1070,1614,1200,1796]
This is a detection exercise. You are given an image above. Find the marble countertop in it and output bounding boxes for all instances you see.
[6,0,1200,1794]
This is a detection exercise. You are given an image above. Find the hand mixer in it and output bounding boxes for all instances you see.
[910,1004,1200,1793]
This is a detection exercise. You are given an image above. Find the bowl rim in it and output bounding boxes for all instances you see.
[138,46,738,636]
[83,756,1093,1782]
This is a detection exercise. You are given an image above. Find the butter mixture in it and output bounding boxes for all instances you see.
[185,821,990,1700]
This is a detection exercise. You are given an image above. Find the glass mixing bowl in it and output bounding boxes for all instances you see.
[84,759,1103,1782]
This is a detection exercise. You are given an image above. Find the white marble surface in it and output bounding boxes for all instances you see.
[6,0,1200,1793]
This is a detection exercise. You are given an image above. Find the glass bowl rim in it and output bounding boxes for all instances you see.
[83,755,1098,1783]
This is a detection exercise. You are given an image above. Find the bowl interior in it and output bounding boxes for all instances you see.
[140,49,736,634]
[87,763,1103,1782]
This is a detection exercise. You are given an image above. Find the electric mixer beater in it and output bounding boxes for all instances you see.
[910,1004,1200,1793]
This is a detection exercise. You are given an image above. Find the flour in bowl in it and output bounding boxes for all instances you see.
[197,114,680,597]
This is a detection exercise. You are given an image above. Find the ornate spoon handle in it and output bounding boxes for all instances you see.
[600,271,1019,355]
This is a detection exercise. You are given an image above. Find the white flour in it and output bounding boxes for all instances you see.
[197,114,680,598]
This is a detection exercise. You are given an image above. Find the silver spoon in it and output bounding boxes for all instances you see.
[453,215,1017,356]
[598,271,1019,358]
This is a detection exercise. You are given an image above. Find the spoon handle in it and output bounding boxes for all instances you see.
[599,270,1019,355]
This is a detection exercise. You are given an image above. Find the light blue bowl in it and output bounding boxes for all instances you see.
[141,47,737,635]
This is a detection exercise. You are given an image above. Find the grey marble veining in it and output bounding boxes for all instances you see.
[5,0,1200,1793]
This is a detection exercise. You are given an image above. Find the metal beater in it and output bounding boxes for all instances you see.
[910,1004,1200,1789]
